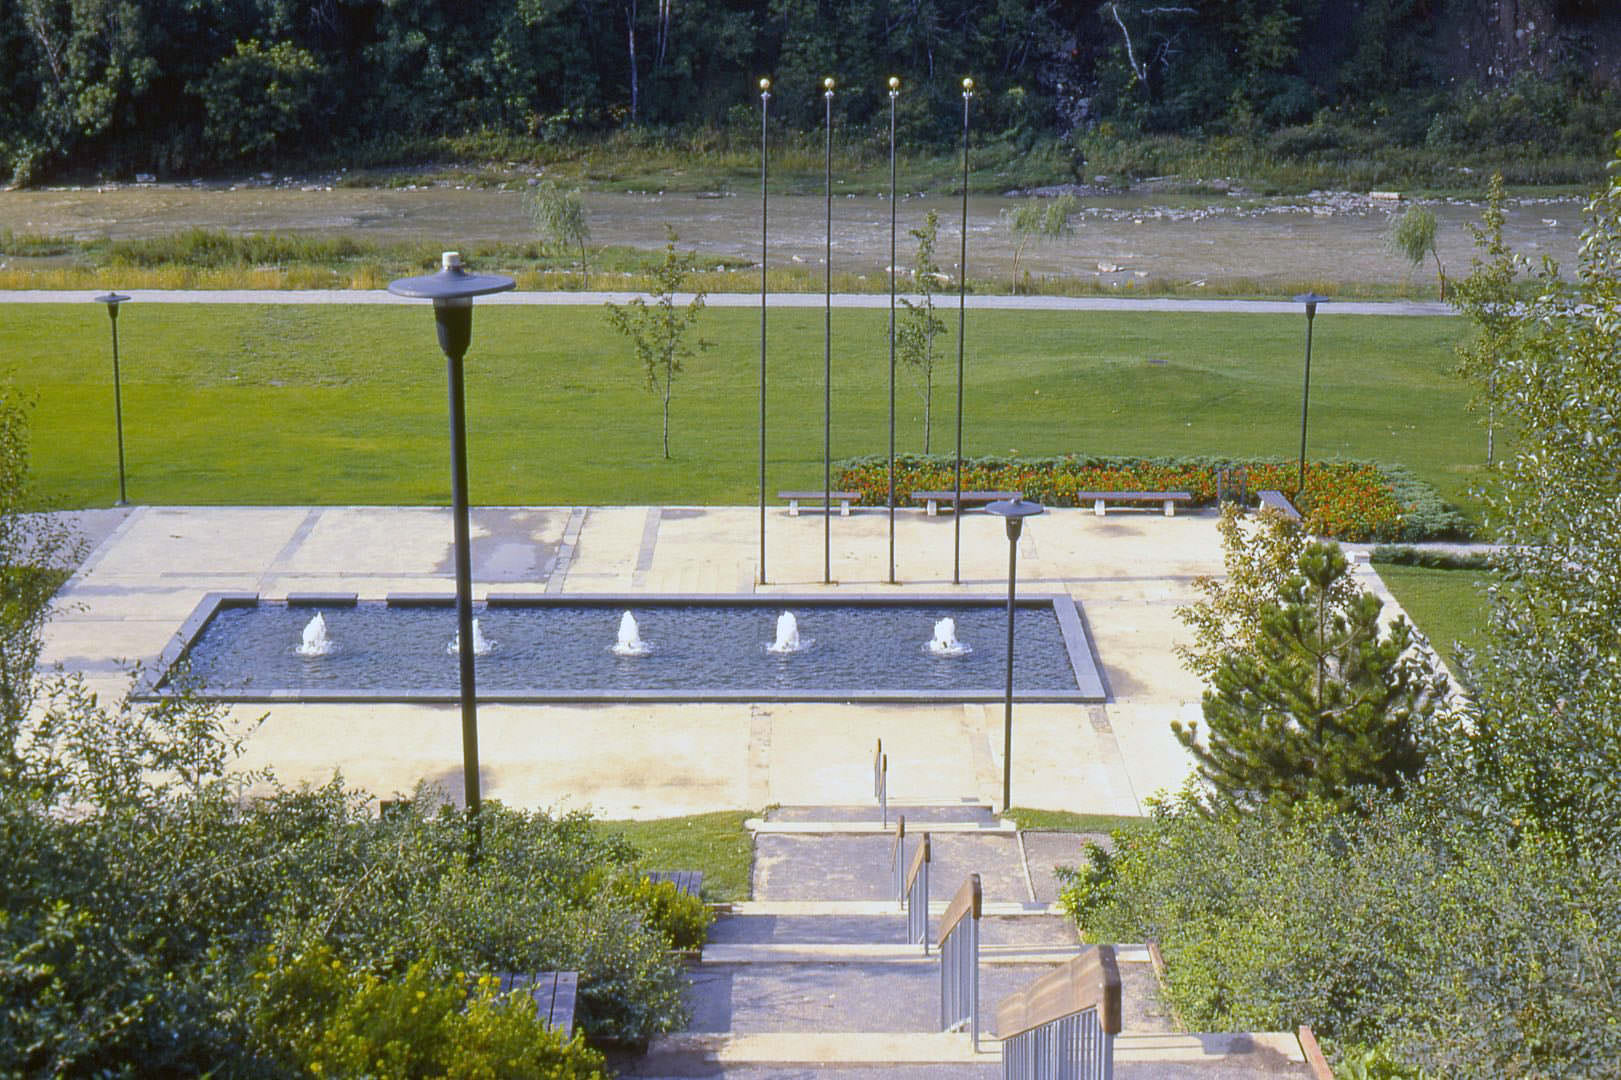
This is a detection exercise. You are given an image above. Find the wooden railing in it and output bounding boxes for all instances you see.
[938,873,982,1048]
[890,815,907,910]
[874,738,888,828]
[904,831,931,953]
[997,946,1121,1079]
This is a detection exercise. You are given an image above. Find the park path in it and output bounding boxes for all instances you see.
[617,799,1323,1078]
[0,288,1451,316]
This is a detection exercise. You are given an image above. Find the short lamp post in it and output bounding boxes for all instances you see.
[93,292,131,505]
[388,252,514,863]
[985,496,1044,812]
[1293,293,1329,499]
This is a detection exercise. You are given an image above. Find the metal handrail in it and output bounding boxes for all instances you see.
[938,873,982,1048]
[904,831,931,953]
[890,815,907,909]
[874,739,888,828]
[997,946,1121,1080]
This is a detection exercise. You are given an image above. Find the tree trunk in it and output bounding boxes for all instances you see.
[661,370,672,458]
[626,0,639,123]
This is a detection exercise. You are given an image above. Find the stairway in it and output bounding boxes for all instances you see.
[618,804,1320,1079]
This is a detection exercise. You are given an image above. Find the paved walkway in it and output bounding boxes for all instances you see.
[617,804,1316,1078]
[39,503,1413,820]
[2,289,1452,316]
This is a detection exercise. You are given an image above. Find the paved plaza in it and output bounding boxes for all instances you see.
[41,503,1401,818]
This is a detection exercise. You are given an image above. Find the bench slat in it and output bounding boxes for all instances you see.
[1073,489,1193,518]
[495,970,578,1033]
[1256,489,1303,522]
[909,490,1022,516]
[777,490,859,517]
[647,869,705,898]
[548,971,578,1031]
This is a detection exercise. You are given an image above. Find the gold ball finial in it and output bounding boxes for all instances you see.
[962,77,974,93]
[824,76,836,91]
[760,77,771,91]
[888,76,900,91]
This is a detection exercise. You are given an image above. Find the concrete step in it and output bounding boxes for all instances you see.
[620,1032,1316,1077]
[706,912,1079,948]
[753,831,1030,904]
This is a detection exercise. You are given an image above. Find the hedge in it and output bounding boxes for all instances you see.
[834,455,1468,543]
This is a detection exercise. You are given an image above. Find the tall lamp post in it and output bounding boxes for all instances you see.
[886,75,899,585]
[759,76,771,584]
[822,75,835,585]
[954,78,973,584]
[1293,293,1329,499]
[388,252,514,862]
[93,292,131,506]
[985,496,1043,812]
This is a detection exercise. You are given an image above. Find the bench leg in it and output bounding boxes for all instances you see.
[788,500,800,517]
[840,499,850,517]
[1094,499,1106,517]
[1164,500,1175,517]
[927,500,939,517]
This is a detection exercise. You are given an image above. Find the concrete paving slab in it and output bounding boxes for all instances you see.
[38,503,1222,819]
[752,833,1030,905]
[1020,830,1113,905]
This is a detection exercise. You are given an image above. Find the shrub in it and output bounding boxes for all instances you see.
[615,876,713,950]
[1061,791,1621,1077]
[248,945,608,1079]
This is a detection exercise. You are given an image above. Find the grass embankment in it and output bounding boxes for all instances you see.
[326,128,1611,198]
[1374,564,1493,680]
[592,810,755,902]
[1003,808,1145,834]
[6,303,1480,516]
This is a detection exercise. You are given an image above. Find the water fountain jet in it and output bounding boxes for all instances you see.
[447,618,493,656]
[296,612,334,657]
[612,611,651,656]
[766,611,803,654]
[926,617,971,657]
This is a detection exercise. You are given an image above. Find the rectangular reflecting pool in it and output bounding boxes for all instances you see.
[137,592,1108,704]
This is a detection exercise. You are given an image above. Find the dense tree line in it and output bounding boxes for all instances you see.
[2,1,1618,183]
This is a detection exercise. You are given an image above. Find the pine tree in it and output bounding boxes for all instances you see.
[1174,542,1447,812]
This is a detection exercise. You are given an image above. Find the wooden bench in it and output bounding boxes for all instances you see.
[1074,490,1193,517]
[646,869,704,898]
[778,490,859,516]
[1256,488,1303,522]
[495,970,578,1033]
[910,490,1022,516]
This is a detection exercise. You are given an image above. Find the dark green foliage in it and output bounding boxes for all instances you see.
[2,0,1617,184]
[1062,793,1621,1077]
[1369,545,1493,571]
[1175,542,1445,811]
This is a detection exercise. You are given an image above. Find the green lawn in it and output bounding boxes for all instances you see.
[1375,564,1494,679]
[6,303,1482,515]
[592,810,755,902]
[1003,807,1145,834]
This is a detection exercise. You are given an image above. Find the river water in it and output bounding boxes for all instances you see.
[0,181,1584,288]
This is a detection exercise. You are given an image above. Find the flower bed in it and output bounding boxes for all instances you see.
[834,455,1465,543]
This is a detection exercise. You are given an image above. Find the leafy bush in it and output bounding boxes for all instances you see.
[834,455,1465,542]
[0,691,691,1072]
[247,945,607,1078]
[615,876,713,950]
[1062,791,1621,1077]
